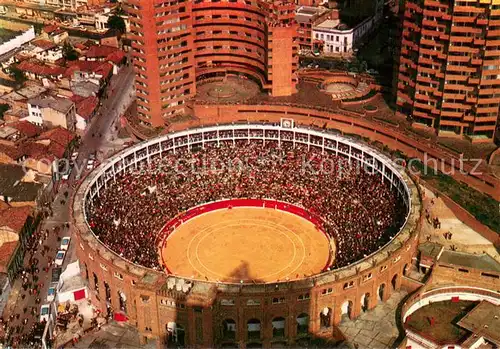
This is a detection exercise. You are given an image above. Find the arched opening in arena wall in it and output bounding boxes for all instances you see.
[340,301,353,321]
[272,317,286,338]
[93,273,99,294]
[319,307,332,328]
[403,263,409,276]
[247,319,261,341]
[296,313,309,335]
[167,322,185,346]
[104,281,111,303]
[222,319,236,340]
[378,284,385,301]
[118,290,127,314]
[361,293,370,312]
[84,263,89,280]
[391,274,398,290]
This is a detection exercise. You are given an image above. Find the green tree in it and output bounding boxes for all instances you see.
[9,66,26,85]
[62,41,79,61]
[107,15,126,34]
[0,103,9,120]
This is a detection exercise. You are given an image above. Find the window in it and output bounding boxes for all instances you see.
[114,272,123,280]
[272,297,285,304]
[88,253,94,261]
[380,265,388,272]
[297,293,310,301]
[79,243,84,251]
[221,299,235,306]
[100,263,108,271]
[321,288,333,295]
[343,281,354,290]
[246,299,261,306]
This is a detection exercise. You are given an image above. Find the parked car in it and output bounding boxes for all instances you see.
[55,250,66,266]
[40,304,50,322]
[60,237,71,251]
[86,159,94,170]
[46,287,56,302]
[62,169,71,180]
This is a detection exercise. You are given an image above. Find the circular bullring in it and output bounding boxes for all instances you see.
[75,124,418,282]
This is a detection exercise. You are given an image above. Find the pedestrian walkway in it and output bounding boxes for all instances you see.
[338,291,407,349]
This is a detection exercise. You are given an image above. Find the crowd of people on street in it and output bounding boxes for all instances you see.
[87,141,407,270]
[0,218,64,348]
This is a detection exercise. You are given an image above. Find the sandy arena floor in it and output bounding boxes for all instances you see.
[161,207,332,283]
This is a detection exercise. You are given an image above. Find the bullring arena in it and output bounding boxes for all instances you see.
[73,123,421,348]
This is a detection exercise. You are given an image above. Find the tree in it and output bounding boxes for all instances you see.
[62,41,79,61]
[9,65,26,85]
[107,15,126,34]
[0,104,9,120]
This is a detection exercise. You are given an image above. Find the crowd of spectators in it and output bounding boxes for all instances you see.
[87,141,407,270]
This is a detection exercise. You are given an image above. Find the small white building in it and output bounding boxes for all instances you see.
[313,16,376,54]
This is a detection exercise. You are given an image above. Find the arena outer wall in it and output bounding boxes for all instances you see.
[72,125,422,348]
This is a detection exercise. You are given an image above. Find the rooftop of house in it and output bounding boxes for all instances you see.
[0,164,43,202]
[418,242,443,260]
[0,240,19,273]
[295,6,330,23]
[31,39,57,51]
[457,301,500,347]
[0,143,21,160]
[0,205,32,232]
[0,126,19,140]
[65,60,113,79]
[17,60,66,77]
[28,95,74,114]
[438,251,500,273]
[37,126,76,149]
[1,84,48,103]
[11,120,41,138]
[71,95,98,120]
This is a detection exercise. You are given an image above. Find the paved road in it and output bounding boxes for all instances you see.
[0,62,135,347]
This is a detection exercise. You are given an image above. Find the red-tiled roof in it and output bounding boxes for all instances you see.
[0,143,21,160]
[47,140,66,158]
[32,39,57,50]
[17,60,66,77]
[11,121,41,138]
[0,241,19,273]
[0,201,9,211]
[74,43,88,50]
[65,60,113,79]
[18,141,51,161]
[38,127,76,149]
[75,96,98,120]
[43,25,58,34]
[106,50,125,65]
[0,206,32,232]
[85,45,120,58]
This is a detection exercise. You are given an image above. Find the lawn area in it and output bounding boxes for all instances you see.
[406,300,478,344]
[0,28,20,44]
[410,159,500,233]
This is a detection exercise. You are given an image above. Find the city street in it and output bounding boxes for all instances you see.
[0,61,135,347]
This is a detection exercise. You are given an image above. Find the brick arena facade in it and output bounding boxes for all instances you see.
[72,124,421,347]
[125,0,298,127]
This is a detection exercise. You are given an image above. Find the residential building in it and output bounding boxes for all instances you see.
[125,0,298,127]
[26,96,76,131]
[312,15,377,54]
[395,0,500,142]
[0,204,36,280]
[40,25,69,44]
[0,164,43,206]
[295,6,331,52]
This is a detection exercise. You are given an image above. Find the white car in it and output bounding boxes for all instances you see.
[40,304,50,322]
[60,237,71,251]
[62,169,71,180]
[70,152,79,161]
[55,250,66,266]
[86,159,94,170]
[46,287,56,302]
